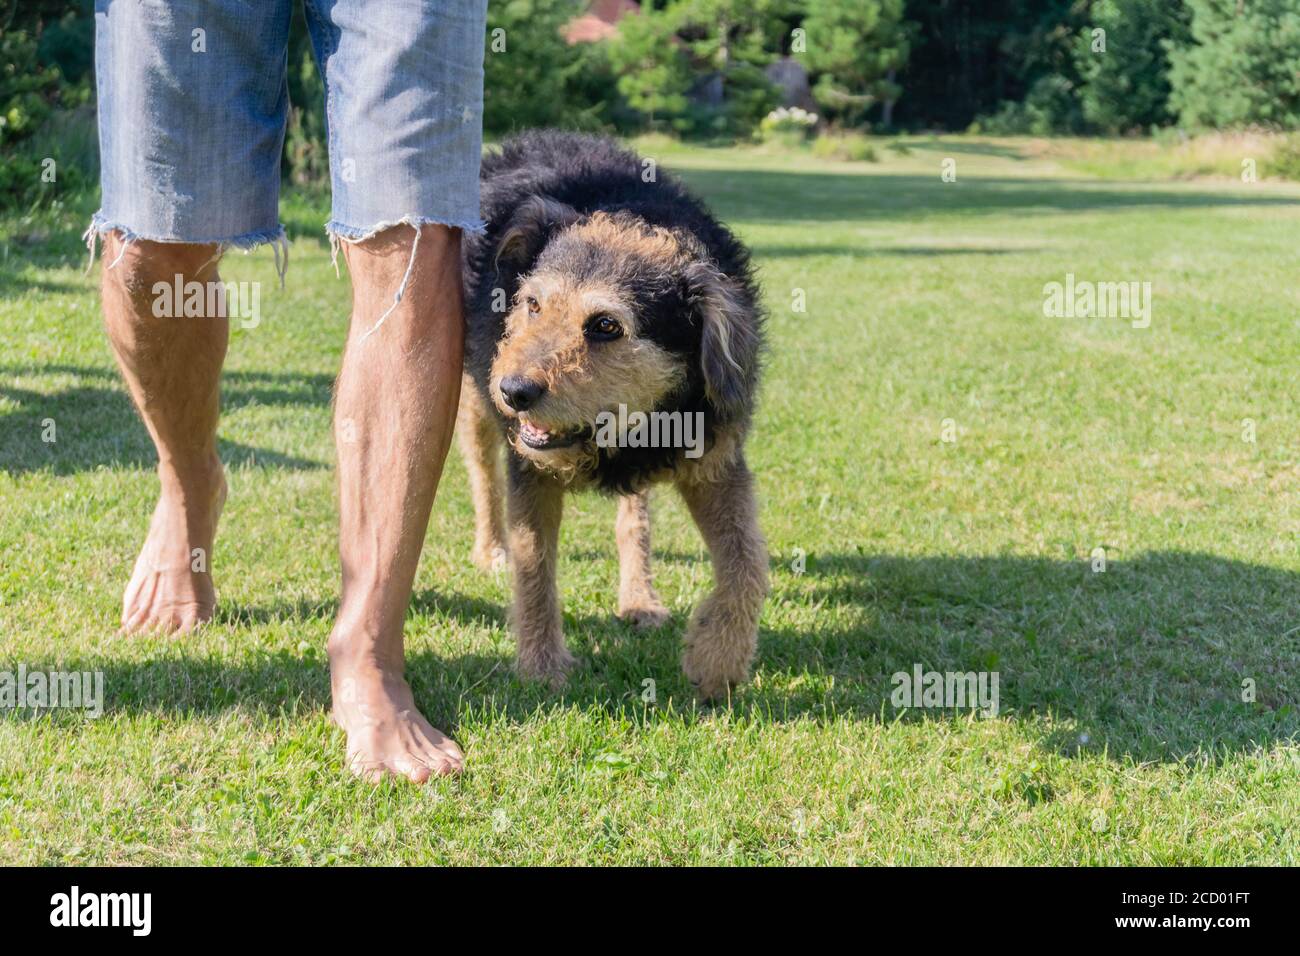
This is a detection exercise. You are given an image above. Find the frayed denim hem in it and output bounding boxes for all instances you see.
[325,214,486,342]
[324,214,486,242]
[82,214,290,288]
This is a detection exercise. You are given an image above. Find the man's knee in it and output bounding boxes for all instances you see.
[101,233,221,308]
[341,223,464,343]
[342,222,461,291]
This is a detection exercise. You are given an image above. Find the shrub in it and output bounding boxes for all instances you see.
[810,131,877,162]
[972,75,1085,136]
[760,106,818,145]
[1266,133,1300,180]
[0,26,93,209]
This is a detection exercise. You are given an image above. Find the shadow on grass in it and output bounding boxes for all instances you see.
[17,552,1297,766]
[750,244,1043,259]
[671,169,1300,225]
[0,363,331,474]
[0,271,87,297]
[13,165,1296,279]
[1,185,333,271]
[900,139,1032,161]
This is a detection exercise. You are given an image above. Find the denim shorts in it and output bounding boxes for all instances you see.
[88,0,488,274]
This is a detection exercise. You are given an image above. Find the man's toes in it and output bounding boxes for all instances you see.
[410,733,464,777]
[160,607,198,635]
[419,755,455,779]
[392,755,433,783]
[346,752,386,784]
[121,584,154,631]
[442,738,465,764]
[172,604,213,634]
[430,740,465,774]
[344,734,463,784]
[120,596,141,630]
[121,606,163,636]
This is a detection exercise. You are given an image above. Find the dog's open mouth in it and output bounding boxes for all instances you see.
[516,420,589,450]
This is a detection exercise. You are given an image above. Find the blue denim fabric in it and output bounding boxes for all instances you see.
[90,0,488,259]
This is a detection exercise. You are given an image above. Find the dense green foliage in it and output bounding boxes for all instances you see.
[4,0,1300,206]
[0,5,93,205]
[896,0,1087,130]
[605,6,694,132]
[1074,0,1189,133]
[803,0,912,127]
[483,0,623,133]
[1168,0,1300,128]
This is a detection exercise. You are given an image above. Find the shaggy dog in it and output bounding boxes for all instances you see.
[456,131,767,699]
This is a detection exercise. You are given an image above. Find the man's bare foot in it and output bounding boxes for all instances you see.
[328,643,464,782]
[120,456,226,634]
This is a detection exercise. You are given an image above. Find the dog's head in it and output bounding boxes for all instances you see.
[488,198,759,474]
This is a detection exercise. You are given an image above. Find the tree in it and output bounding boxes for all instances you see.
[801,0,914,128]
[605,7,694,132]
[895,0,1084,131]
[1074,0,1189,133]
[665,0,790,134]
[482,0,594,134]
[1168,0,1300,129]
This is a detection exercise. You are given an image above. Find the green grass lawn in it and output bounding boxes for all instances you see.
[1,136,1298,864]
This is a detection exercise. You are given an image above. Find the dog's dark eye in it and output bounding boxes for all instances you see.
[526,295,540,316]
[585,314,623,341]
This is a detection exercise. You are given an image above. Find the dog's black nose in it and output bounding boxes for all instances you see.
[500,376,545,411]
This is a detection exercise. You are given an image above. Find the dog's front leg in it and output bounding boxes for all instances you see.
[676,455,768,700]
[456,378,508,571]
[506,461,575,687]
[615,491,670,628]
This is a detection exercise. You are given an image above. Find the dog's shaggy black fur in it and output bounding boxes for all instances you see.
[461,130,764,492]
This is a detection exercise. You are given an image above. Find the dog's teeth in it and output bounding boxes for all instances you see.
[520,421,550,441]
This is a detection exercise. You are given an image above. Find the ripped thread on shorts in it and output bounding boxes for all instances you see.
[328,219,424,343]
[325,214,486,341]
[81,218,290,289]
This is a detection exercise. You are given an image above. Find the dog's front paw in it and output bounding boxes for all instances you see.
[617,601,671,629]
[516,641,577,690]
[680,595,755,701]
[471,541,508,573]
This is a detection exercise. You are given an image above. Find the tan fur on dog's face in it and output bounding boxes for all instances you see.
[489,265,685,474]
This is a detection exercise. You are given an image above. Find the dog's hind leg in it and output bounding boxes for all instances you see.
[676,454,768,700]
[456,376,508,571]
[506,461,575,687]
[615,491,670,628]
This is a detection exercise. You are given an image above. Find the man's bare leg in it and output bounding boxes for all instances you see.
[102,235,228,634]
[327,223,466,783]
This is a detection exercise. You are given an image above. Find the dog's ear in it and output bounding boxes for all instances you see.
[685,261,759,423]
[493,195,580,277]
